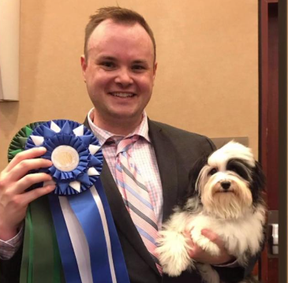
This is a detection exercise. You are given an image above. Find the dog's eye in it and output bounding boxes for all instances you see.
[227,161,250,180]
[209,168,218,175]
[231,166,249,179]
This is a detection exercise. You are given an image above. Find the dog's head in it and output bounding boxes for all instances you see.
[187,141,265,219]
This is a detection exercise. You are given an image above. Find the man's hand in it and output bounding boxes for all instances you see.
[184,228,235,265]
[0,147,55,240]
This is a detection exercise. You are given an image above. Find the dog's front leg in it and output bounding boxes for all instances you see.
[191,228,220,256]
[157,212,194,276]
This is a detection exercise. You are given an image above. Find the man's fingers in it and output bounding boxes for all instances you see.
[7,158,53,182]
[5,147,48,173]
[15,173,54,194]
[183,228,195,258]
[201,229,224,248]
[21,184,56,206]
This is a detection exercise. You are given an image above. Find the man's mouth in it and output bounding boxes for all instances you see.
[109,92,135,98]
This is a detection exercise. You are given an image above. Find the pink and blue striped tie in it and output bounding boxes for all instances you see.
[115,136,162,273]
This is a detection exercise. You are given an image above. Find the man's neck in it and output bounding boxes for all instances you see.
[90,110,143,136]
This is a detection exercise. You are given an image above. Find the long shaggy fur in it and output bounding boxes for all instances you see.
[156,141,266,283]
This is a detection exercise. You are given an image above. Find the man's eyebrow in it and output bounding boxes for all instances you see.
[95,56,150,65]
[132,59,149,65]
[96,55,117,61]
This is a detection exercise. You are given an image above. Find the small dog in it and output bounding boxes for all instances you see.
[156,141,266,283]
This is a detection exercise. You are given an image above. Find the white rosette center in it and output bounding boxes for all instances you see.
[51,145,80,172]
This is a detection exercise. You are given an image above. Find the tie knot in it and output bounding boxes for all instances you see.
[116,135,139,155]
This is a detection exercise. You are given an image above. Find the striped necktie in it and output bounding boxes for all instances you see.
[115,136,162,274]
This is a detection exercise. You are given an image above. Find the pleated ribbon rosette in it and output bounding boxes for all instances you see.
[10,120,129,283]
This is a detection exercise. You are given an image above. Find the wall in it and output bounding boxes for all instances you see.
[0,0,259,170]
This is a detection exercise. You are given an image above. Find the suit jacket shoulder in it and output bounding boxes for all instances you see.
[147,120,215,221]
[148,120,215,174]
[149,120,215,152]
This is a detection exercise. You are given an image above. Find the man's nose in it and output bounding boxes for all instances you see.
[114,68,133,86]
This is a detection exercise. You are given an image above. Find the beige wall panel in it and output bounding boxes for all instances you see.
[0,0,258,170]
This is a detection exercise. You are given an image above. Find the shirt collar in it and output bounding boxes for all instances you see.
[87,108,151,145]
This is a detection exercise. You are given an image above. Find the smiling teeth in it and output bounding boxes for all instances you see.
[112,93,134,98]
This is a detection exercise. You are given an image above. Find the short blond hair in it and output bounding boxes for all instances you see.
[84,6,156,61]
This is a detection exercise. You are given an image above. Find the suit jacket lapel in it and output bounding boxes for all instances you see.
[148,120,178,222]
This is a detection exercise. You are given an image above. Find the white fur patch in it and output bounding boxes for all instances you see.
[208,141,255,169]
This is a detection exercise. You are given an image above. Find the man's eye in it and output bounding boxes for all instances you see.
[132,65,145,71]
[209,168,218,175]
[100,62,116,69]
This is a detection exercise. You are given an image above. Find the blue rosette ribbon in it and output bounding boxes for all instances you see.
[25,119,130,283]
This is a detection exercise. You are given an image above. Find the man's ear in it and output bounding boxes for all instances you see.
[152,62,158,83]
[80,55,87,81]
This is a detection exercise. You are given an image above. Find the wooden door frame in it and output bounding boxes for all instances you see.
[278,0,287,281]
[259,0,279,282]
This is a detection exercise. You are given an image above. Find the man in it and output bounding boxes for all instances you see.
[0,7,257,283]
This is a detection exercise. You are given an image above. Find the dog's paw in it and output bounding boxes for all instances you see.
[191,229,220,256]
[157,231,193,276]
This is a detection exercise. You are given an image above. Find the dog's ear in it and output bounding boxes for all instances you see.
[178,154,210,208]
[189,154,209,188]
[252,161,266,191]
[186,154,210,197]
[251,161,266,203]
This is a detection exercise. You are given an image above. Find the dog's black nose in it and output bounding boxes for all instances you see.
[221,181,231,190]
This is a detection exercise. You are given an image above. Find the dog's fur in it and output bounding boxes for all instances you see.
[156,141,266,283]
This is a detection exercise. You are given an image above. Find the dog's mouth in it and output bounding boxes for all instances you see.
[214,188,235,194]
[212,181,236,194]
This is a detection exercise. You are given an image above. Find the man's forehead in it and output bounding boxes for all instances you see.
[87,19,154,59]
[88,19,153,49]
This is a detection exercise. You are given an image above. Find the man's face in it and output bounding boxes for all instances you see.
[81,19,157,131]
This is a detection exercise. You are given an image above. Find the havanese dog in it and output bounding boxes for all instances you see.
[156,141,266,283]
